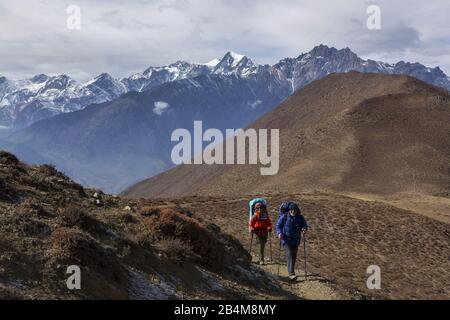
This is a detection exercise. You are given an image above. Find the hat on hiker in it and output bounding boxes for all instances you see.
[255,202,263,208]
[288,202,301,214]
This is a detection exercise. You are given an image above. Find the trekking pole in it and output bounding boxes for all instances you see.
[303,237,307,280]
[249,232,254,255]
[269,231,273,262]
[277,240,282,277]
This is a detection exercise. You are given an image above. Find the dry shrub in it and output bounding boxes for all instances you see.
[142,208,226,271]
[0,151,19,166]
[37,164,58,176]
[34,165,86,196]
[57,206,113,242]
[156,237,199,263]
[50,227,119,271]
[13,215,51,238]
[174,206,193,218]
[6,205,51,237]
[139,206,160,217]
[50,227,128,293]
[0,177,18,203]
[119,212,135,223]
[50,227,95,260]
[61,179,86,197]
[0,284,25,300]
[58,206,89,228]
[72,182,87,196]
[21,199,53,218]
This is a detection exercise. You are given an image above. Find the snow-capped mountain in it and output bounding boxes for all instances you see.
[1,45,449,128]
[0,51,256,127]
[0,73,128,127]
[204,58,221,68]
[0,74,77,127]
[212,51,259,76]
[121,61,211,93]
[121,52,259,92]
[273,45,450,92]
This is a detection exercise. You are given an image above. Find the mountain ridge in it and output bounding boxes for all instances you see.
[1,45,449,128]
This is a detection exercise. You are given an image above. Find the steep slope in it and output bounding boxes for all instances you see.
[123,72,450,199]
[0,150,299,300]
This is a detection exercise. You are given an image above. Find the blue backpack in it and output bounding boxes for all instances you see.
[277,202,305,245]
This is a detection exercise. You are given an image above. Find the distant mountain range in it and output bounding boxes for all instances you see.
[2,45,450,193]
[1,45,449,128]
[7,71,291,193]
[0,51,262,128]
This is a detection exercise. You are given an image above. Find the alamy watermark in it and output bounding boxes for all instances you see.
[171,121,279,175]
[366,4,381,30]
[66,265,81,290]
[66,5,81,30]
[366,265,381,289]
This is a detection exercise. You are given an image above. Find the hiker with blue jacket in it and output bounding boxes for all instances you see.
[276,202,308,280]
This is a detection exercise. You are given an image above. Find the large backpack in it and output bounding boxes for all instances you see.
[279,202,304,242]
[248,198,268,232]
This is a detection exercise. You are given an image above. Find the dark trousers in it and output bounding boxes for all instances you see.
[285,245,299,276]
[256,233,268,261]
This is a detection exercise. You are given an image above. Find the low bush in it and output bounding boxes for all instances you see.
[58,206,89,228]
[141,208,227,271]
[156,237,199,263]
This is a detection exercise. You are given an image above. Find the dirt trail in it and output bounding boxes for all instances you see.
[137,197,365,299]
[250,256,344,300]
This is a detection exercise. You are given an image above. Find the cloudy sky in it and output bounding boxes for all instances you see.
[0,0,449,81]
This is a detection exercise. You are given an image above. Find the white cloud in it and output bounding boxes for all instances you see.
[250,100,262,109]
[153,101,170,115]
[0,0,449,80]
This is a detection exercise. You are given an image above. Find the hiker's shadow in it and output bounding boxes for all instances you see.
[278,273,323,284]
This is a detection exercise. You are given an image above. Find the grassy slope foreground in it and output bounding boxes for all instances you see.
[0,151,448,299]
[148,194,450,299]
[0,151,307,300]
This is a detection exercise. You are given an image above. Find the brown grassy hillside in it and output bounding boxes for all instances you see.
[123,72,450,199]
[145,193,450,299]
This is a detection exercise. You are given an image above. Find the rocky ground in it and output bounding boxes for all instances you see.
[1,151,449,300]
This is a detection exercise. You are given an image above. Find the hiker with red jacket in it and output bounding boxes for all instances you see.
[276,202,308,280]
[250,201,272,265]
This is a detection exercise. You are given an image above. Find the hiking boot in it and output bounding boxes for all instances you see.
[289,275,297,281]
